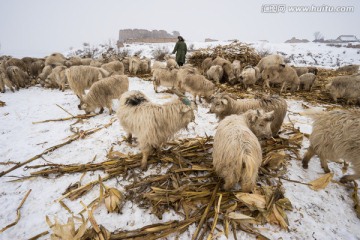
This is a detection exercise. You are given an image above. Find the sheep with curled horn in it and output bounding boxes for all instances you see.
[209,93,287,137]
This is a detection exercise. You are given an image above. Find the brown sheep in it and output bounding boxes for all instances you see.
[6,66,29,89]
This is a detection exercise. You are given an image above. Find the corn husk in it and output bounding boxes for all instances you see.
[104,188,124,213]
[308,173,334,191]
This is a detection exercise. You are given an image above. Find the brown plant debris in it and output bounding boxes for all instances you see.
[26,130,304,238]
[188,41,261,68]
[0,189,32,233]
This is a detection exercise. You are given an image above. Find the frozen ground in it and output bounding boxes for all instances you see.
[1,77,359,239]
[0,41,360,239]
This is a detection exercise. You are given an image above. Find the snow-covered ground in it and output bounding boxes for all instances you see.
[1,42,360,239]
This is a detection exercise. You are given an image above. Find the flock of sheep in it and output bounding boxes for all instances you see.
[0,50,359,193]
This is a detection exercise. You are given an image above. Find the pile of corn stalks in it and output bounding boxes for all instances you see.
[26,123,306,239]
[188,41,261,68]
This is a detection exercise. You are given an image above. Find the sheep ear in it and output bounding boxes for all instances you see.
[265,110,275,121]
[248,113,258,123]
[256,109,261,116]
[181,105,191,113]
[221,99,228,105]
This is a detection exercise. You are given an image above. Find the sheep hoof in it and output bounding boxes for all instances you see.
[99,108,104,114]
[141,163,147,171]
[302,163,308,169]
[323,168,331,173]
[339,175,354,183]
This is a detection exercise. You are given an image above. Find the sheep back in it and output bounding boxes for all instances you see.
[213,114,262,191]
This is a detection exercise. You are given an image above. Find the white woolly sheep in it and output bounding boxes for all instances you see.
[0,71,15,93]
[206,65,223,84]
[262,65,300,93]
[201,57,213,74]
[292,66,309,77]
[232,60,242,79]
[80,58,92,66]
[152,68,179,93]
[80,75,129,114]
[256,54,286,73]
[116,90,195,170]
[239,66,258,89]
[101,61,124,76]
[176,66,198,86]
[45,53,66,66]
[90,60,103,68]
[139,58,151,74]
[45,66,67,90]
[212,56,236,83]
[209,93,287,136]
[325,75,360,104]
[129,56,141,75]
[179,74,215,103]
[152,61,167,71]
[121,57,130,73]
[302,109,360,183]
[164,54,179,69]
[65,65,109,101]
[213,110,274,191]
[299,73,316,91]
[65,56,83,67]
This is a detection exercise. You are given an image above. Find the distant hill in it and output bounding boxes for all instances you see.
[285,37,310,43]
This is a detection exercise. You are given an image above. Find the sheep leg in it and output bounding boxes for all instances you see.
[319,155,330,173]
[141,146,153,170]
[280,82,286,94]
[106,101,113,115]
[302,145,315,169]
[340,161,360,182]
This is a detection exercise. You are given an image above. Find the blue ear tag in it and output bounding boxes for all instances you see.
[181,97,191,106]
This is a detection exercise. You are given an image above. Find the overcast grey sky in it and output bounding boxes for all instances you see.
[0,0,359,57]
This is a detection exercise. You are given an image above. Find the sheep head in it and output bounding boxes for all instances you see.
[245,109,274,140]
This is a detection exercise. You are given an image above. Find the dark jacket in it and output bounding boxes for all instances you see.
[172,41,187,64]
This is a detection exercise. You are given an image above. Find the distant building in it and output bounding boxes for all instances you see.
[117,29,179,47]
[334,35,359,43]
[204,38,218,42]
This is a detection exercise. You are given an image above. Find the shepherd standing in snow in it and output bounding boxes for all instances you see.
[172,36,187,66]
